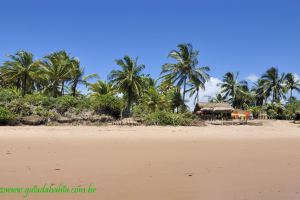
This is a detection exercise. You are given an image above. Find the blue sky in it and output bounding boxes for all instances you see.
[0,0,299,101]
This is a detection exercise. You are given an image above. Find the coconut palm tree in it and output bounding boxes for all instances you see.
[219,72,249,108]
[160,43,210,105]
[41,51,72,97]
[260,67,286,103]
[88,80,114,96]
[69,58,98,96]
[108,55,145,114]
[1,50,41,96]
[285,73,300,100]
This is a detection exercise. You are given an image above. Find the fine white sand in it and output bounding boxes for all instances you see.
[0,120,300,200]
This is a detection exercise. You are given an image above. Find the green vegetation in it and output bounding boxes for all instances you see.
[0,106,16,125]
[91,94,123,118]
[0,43,299,125]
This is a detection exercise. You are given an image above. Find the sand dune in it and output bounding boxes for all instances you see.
[0,121,300,200]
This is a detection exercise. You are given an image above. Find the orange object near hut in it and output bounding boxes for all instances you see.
[232,109,251,120]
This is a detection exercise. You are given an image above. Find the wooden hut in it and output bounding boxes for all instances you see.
[194,102,234,120]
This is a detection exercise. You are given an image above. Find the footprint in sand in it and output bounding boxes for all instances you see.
[185,172,194,177]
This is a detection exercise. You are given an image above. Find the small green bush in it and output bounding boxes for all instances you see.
[91,94,123,118]
[145,111,195,126]
[0,106,16,125]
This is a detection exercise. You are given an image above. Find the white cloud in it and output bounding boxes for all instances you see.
[293,73,300,81]
[246,73,259,82]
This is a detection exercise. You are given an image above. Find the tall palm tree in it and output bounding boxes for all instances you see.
[260,67,286,103]
[88,80,114,96]
[219,72,249,108]
[160,43,210,105]
[285,73,300,100]
[41,51,72,97]
[108,55,145,114]
[1,50,41,96]
[69,58,98,96]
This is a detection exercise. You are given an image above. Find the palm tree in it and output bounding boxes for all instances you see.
[252,78,270,106]
[1,50,41,96]
[187,79,206,105]
[41,51,72,97]
[285,73,300,100]
[88,80,114,95]
[210,93,225,103]
[69,58,98,96]
[143,86,168,112]
[260,67,286,103]
[108,55,145,114]
[160,43,210,105]
[219,72,249,108]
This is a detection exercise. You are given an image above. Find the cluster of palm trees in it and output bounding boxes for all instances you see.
[216,68,300,109]
[0,50,97,97]
[1,43,299,115]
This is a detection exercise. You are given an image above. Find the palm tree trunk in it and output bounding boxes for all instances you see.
[126,89,132,116]
[22,74,27,96]
[72,82,77,97]
[61,81,64,96]
[290,89,293,100]
[182,76,187,104]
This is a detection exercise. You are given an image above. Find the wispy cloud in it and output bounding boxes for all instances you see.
[246,73,259,82]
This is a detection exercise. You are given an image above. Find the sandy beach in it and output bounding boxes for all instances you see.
[1,121,300,200]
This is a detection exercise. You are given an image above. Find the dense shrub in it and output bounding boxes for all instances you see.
[7,99,32,116]
[23,94,56,109]
[91,94,123,118]
[0,88,20,103]
[284,100,300,120]
[265,103,286,119]
[145,111,196,126]
[54,96,91,114]
[133,103,150,120]
[0,106,16,125]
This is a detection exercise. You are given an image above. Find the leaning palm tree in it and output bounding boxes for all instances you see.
[41,51,72,97]
[260,67,286,103]
[69,58,98,96]
[1,50,41,96]
[219,72,249,108]
[160,43,210,105]
[285,73,300,100]
[108,55,145,114]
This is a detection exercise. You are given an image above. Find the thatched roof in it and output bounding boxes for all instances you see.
[194,102,233,113]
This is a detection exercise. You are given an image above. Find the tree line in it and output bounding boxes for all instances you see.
[0,43,299,115]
